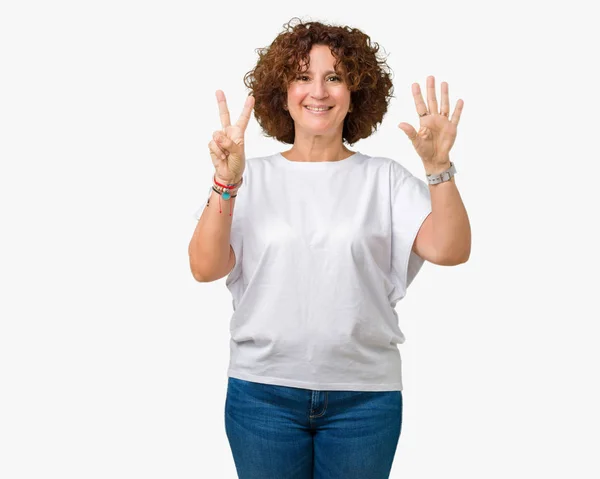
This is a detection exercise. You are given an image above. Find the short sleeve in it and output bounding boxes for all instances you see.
[389,159,432,298]
[191,179,245,286]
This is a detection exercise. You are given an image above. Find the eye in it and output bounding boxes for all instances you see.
[295,75,342,82]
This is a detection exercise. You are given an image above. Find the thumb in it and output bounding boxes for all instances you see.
[398,122,418,142]
[216,134,243,154]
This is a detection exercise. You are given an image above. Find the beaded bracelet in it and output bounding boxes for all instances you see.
[206,174,244,215]
[213,175,243,200]
[211,186,238,199]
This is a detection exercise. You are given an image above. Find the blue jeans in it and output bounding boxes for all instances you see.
[224,377,403,479]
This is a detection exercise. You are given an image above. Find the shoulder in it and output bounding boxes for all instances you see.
[386,157,414,177]
[383,158,426,189]
[361,155,417,186]
[353,153,395,174]
[244,153,279,171]
[246,152,280,162]
[361,154,411,172]
[239,154,269,177]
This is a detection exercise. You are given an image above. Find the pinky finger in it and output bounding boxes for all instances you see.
[450,99,464,126]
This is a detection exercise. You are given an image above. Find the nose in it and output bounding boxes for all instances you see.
[310,79,329,100]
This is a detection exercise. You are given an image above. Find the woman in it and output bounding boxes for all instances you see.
[189,17,470,479]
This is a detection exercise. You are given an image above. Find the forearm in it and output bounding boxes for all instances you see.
[188,186,236,281]
[426,160,471,263]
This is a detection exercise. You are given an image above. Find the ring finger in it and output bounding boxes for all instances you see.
[208,139,227,160]
[213,130,230,156]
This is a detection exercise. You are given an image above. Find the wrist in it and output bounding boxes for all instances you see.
[214,173,242,185]
[424,160,452,176]
[213,174,244,197]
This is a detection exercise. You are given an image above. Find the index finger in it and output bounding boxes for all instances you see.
[412,83,428,117]
[235,94,255,132]
[215,90,231,129]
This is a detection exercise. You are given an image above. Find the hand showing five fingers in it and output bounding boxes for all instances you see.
[208,90,255,183]
[397,76,464,173]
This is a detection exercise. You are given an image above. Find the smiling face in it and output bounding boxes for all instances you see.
[286,44,352,139]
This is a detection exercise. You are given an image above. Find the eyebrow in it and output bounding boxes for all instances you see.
[300,70,339,75]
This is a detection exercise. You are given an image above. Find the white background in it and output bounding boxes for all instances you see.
[1,1,599,478]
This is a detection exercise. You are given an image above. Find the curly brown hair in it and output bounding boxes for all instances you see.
[243,17,394,146]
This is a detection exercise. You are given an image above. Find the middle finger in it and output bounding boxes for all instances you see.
[426,76,439,114]
[235,94,255,132]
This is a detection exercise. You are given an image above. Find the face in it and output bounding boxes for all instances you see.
[286,44,352,138]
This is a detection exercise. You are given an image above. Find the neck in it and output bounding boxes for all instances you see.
[282,145,353,163]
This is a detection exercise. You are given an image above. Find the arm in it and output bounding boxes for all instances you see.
[188,185,237,282]
[190,89,253,281]
[413,159,471,266]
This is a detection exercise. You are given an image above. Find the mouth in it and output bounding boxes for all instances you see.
[304,106,334,114]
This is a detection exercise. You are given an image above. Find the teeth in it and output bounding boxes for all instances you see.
[306,106,331,111]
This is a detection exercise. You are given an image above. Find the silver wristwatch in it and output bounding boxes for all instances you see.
[426,162,456,185]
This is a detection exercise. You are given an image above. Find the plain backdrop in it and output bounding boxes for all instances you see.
[1,1,599,478]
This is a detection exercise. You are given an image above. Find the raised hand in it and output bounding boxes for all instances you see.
[208,90,255,183]
[397,76,464,174]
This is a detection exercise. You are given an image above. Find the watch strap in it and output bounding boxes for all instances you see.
[427,162,456,185]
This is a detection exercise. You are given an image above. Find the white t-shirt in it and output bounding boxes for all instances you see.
[193,151,432,391]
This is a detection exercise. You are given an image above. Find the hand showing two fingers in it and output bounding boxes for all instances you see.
[208,90,255,183]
